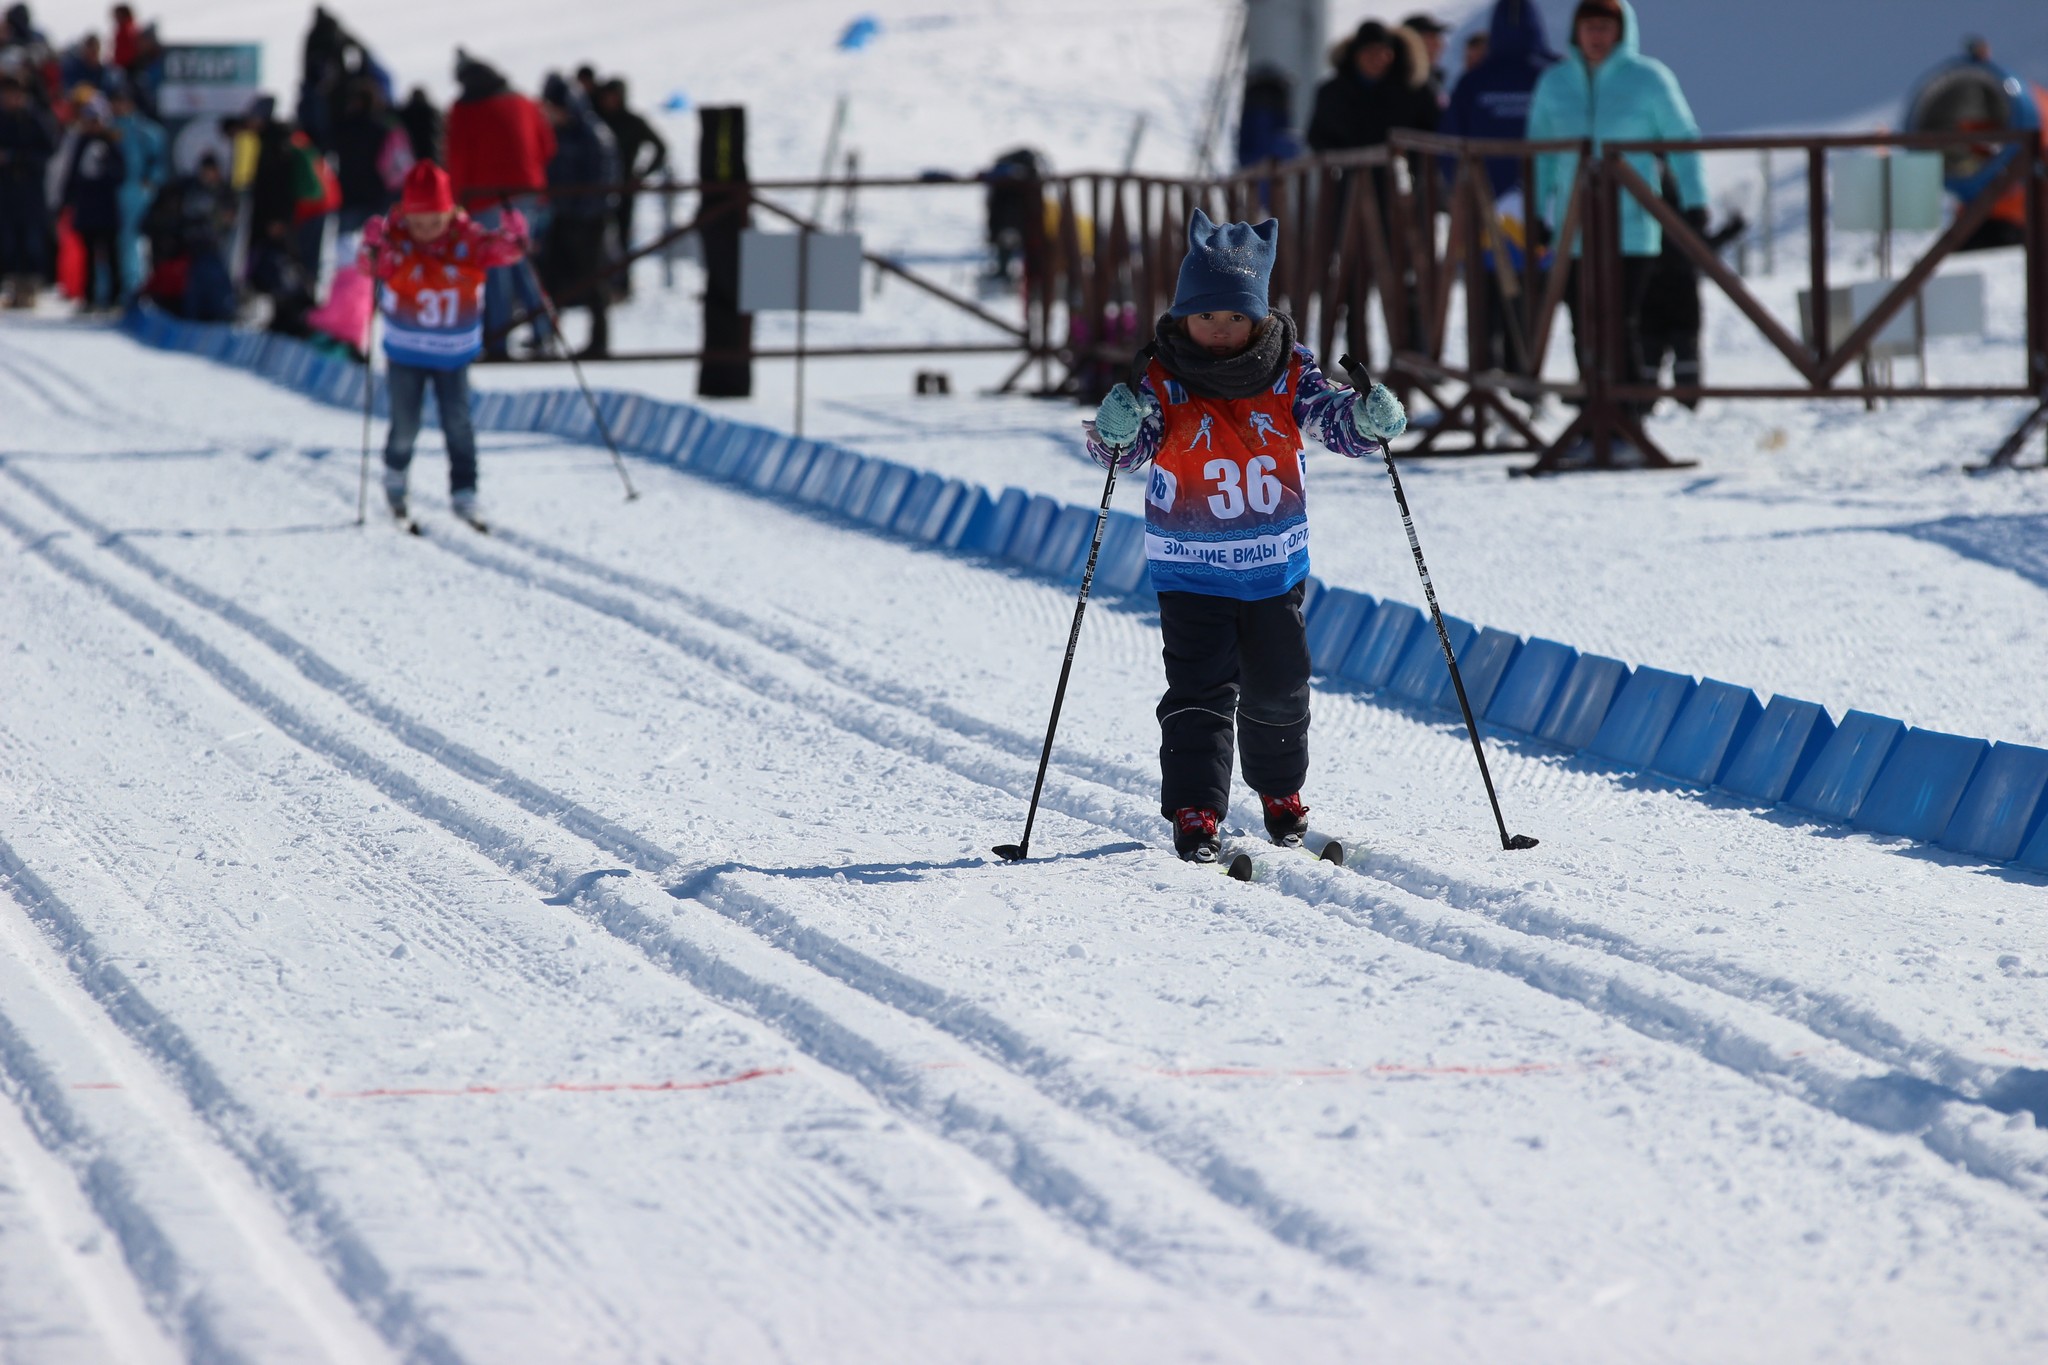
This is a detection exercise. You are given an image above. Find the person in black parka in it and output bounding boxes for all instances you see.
[0,72,57,308]
[538,72,617,358]
[594,77,664,282]
[62,94,126,310]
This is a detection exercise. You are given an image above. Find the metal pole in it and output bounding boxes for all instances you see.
[356,263,377,526]
[660,174,676,290]
[992,458,1120,863]
[1340,353,1537,853]
[794,225,809,436]
[1762,149,1775,275]
[523,258,641,501]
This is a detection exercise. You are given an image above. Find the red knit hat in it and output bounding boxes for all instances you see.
[398,161,455,215]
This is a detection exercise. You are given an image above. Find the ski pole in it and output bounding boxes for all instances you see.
[993,457,1119,863]
[1339,354,1538,852]
[356,273,377,526]
[522,256,639,502]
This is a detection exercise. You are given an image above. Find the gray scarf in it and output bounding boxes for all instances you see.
[1150,311,1297,400]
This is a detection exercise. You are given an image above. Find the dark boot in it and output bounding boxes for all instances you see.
[1173,807,1222,863]
[1260,792,1309,848]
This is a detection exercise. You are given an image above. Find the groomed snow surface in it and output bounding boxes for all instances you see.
[2,315,2046,1363]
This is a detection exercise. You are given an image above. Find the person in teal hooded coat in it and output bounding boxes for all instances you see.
[109,79,166,305]
[1527,0,1707,433]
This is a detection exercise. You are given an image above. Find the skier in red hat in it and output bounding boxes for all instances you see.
[358,160,529,530]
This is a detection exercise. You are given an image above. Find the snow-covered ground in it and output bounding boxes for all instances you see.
[3,313,2047,1362]
[5,1,2048,1359]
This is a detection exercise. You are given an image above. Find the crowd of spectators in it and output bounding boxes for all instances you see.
[0,3,670,364]
[1297,0,1722,449]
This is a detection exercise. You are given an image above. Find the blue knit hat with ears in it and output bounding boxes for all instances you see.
[1168,209,1278,320]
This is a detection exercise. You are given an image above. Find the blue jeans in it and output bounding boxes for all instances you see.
[478,200,551,356]
[384,362,478,494]
[117,183,154,299]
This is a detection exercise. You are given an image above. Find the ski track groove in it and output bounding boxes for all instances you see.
[11,342,2047,1210]
[0,487,1367,1292]
[0,994,239,1365]
[0,455,1385,1271]
[0,828,451,1364]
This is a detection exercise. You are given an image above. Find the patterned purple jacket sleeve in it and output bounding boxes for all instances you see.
[1292,347,1383,459]
[1085,374,1165,471]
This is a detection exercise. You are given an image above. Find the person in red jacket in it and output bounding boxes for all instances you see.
[360,160,528,531]
[445,50,553,359]
[109,5,140,71]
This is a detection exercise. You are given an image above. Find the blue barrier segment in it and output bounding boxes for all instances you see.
[1005,494,1060,564]
[1716,696,1835,805]
[1486,638,1577,735]
[1387,615,1471,706]
[1939,743,2048,862]
[1538,655,1630,751]
[911,479,965,542]
[747,438,792,493]
[861,463,917,528]
[771,441,818,497]
[726,428,774,482]
[1853,729,1989,842]
[1787,711,1906,822]
[891,471,946,537]
[961,487,1027,555]
[940,486,988,549]
[1095,512,1150,594]
[796,446,852,506]
[1306,588,1375,675]
[1651,680,1762,787]
[1588,667,1696,770]
[2018,810,2048,872]
[1036,505,1096,579]
[837,457,884,517]
[1442,627,1521,717]
[1341,600,1423,688]
[670,407,708,460]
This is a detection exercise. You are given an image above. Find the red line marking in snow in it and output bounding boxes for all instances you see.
[1149,1059,1614,1081]
[69,1082,123,1090]
[323,1067,793,1101]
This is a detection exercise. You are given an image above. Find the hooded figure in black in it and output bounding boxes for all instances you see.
[0,72,57,308]
[539,72,617,358]
[1306,20,1438,155]
[61,95,125,308]
[1307,21,1438,366]
[594,77,665,288]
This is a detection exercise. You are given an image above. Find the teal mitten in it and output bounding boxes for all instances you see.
[1094,382,1147,448]
[1353,383,1407,442]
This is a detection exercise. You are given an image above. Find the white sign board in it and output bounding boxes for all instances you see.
[739,230,863,313]
[1833,152,1945,233]
[1799,273,1985,359]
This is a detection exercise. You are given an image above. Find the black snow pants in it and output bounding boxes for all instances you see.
[1156,582,1311,819]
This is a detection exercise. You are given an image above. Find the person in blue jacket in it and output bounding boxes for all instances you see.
[1443,0,1559,200]
[108,78,164,305]
[1441,0,1559,373]
[1526,0,1707,440]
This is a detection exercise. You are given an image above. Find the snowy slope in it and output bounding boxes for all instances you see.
[3,318,2047,1361]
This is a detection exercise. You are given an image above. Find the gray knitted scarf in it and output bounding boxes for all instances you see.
[1150,311,1297,400]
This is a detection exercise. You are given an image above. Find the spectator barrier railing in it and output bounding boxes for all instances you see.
[118,305,2048,876]
[482,129,2046,472]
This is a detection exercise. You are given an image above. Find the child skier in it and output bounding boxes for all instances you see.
[1087,209,1408,864]
[359,160,528,530]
